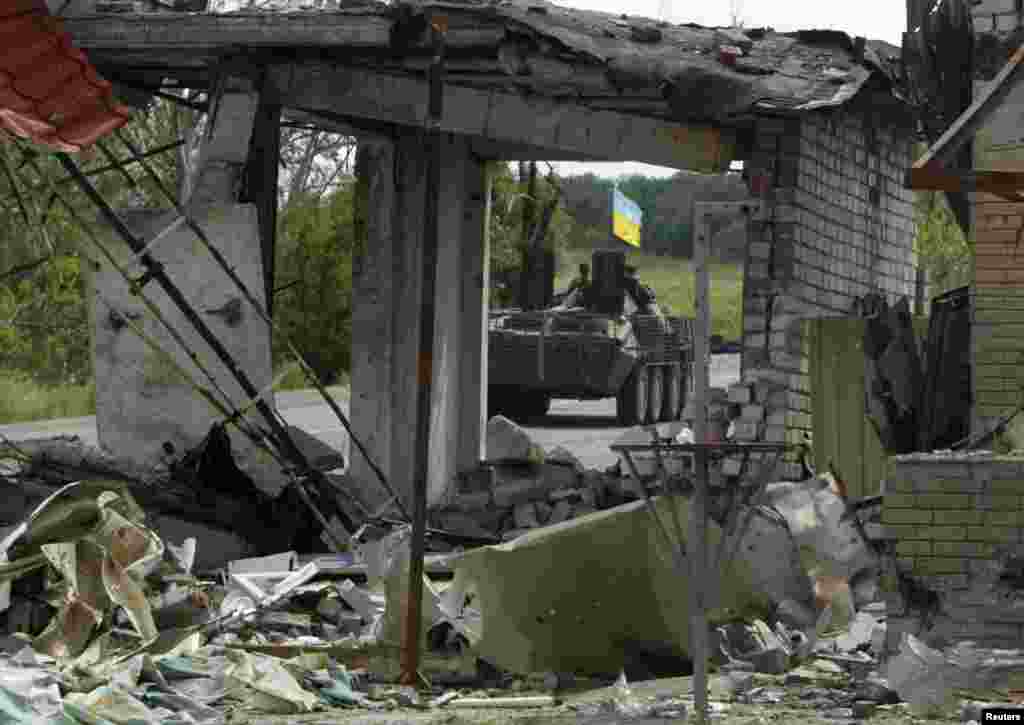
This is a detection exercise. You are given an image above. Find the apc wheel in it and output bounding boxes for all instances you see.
[663,365,682,421]
[647,366,665,424]
[617,367,648,426]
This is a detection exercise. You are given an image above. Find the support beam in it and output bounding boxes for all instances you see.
[188,73,260,206]
[349,133,490,511]
[269,63,734,171]
[286,107,609,161]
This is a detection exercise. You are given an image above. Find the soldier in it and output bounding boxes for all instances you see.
[562,263,593,309]
[623,265,660,315]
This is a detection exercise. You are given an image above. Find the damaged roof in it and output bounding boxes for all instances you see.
[67,0,906,125]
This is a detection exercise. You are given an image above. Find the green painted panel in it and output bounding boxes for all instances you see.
[808,318,887,501]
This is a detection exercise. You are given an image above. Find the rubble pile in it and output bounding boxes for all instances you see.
[0,473,1021,723]
[431,416,640,542]
[0,419,1021,723]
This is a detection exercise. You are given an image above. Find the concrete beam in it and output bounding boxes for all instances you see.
[64,12,501,50]
[269,63,736,171]
[285,108,608,161]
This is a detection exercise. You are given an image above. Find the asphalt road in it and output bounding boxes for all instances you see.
[0,355,741,473]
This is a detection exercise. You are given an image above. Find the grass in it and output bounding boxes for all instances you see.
[272,363,350,393]
[0,362,346,425]
[0,373,96,424]
[557,248,744,341]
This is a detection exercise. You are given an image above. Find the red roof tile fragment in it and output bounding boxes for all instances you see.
[0,0,129,151]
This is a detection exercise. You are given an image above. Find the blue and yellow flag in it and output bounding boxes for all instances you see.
[611,187,642,247]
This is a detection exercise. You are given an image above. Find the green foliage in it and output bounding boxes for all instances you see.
[0,371,95,423]
[487,162,574,305]
[914,191,971,295]
[272,184,357,384]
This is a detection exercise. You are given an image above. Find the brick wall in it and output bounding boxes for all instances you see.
[971,198,1024,425]
[740,102,917,476]
[971,0,1024,35]
[972,0,1024,431]
[882,455,1024,647]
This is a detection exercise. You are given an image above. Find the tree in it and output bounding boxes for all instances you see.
[914,190,971,296]
[273,182,357,383]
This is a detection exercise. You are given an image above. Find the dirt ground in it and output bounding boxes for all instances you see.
[235,673,964,725]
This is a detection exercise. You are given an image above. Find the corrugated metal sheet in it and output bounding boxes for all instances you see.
[0,0,129,151]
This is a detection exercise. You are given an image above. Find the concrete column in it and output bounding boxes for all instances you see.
[348,141,398,514]
[349,133,489,512]
[88,73,283,497]
[458,156,491,466]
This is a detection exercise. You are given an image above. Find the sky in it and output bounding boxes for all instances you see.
[547,0,907,180]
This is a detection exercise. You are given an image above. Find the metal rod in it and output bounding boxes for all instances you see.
[691,204,711,725]
[401,16,447,686]
[111,128,409,522]
[56,152,355,547]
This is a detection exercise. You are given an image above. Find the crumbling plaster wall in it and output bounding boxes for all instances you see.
[739,103,916,478]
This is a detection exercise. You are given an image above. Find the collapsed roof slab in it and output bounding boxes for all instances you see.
[64,0,905,171]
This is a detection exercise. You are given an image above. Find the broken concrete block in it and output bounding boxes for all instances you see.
[541,463,579,490]
[549,488,583,502]
[728,384,752,404]
[513,503,540,529]
[435,511,499,540]
[492,468,558,508]
[732,421,762,441]
[545,446,584,473]
[741,404,765,421]
[459,466,495,493]
[721,457,744,477]
[450,490,493,513]
[547,500,573,526]
[534,501,552,525]
[487,416,545,464]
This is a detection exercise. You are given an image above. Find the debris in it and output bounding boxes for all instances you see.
[449,695,558,708]
[486,416,546,464]
[228,551,300,575]
[887,633,1024,717]
[439,496,772,676]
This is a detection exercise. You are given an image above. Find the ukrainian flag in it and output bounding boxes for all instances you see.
[612,187,642,247]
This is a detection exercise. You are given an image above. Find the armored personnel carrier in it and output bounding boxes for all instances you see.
[488,307,694,425]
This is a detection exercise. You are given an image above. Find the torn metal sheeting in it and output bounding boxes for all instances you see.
[440,496,773,676]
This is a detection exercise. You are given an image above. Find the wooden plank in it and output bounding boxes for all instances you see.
[269,63,736,171]
[908,166,1024,194]
[912,43,1024,173]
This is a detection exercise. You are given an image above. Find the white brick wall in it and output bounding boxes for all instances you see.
[741,103,917,451]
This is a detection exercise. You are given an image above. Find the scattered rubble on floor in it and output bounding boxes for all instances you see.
[0,418,1021,723]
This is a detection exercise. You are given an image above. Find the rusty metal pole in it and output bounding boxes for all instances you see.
[690,203,711,725]
[400,15,447,686]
